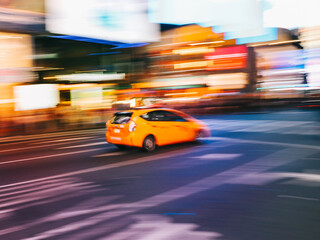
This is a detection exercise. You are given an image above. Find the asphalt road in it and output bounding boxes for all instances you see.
[0,109,320,240]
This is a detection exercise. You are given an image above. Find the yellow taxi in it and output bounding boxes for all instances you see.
[106,108,210,152]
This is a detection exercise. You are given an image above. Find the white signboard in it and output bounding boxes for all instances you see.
[46,0,159,43]
[14,84,59,111]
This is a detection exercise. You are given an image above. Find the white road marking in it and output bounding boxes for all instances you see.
[30,136,95,145]
[278,195,319,201]
[0,144,56,153]
[0,128,104,143]
[0,148,102,166]
[1,136,317,190]
[202,119,319,135]
[45,196,120,222]
[229,170,320,186]
[0,183,92,209]
[192,153,242,160]
[232,121,305,133]
[14,196,120,240]
[205,137,320,150]
[0,178,75,191]
[100,215,222,240]
[94,151,126,157]
[0,145,209,190]
[205,120,249,131]
[285,126,320,135]
[0,178,104,236]
[14,147,319,240]
[0,139,99,153]
[57,142,108,149]
[304,157,320,160]
[0,180,75,198]
[0,189,101,221]
[274,111,309,114]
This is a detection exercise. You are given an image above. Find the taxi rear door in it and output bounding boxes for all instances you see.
[140,110,176,145]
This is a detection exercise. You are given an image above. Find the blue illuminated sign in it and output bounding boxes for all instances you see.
[236,28,278,45]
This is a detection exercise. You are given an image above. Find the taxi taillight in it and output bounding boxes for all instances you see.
[129,120,137,132]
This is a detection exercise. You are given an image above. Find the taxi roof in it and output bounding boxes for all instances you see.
[115,108,178,115]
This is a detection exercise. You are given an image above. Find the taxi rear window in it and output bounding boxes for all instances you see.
[111,112,133,124]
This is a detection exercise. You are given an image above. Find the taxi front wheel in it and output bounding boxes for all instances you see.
[142,135,156,152]
[195,130,205,141]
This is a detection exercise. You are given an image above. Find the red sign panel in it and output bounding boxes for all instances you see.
[205,45,248,70]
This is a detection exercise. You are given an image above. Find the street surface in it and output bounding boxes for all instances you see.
[0,109,320,240]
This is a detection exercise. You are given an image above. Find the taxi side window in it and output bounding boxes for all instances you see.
[166,112,187,122]
[140,111,167,121]
[140,111,187,122]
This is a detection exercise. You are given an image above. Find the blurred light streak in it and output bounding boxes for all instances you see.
[164,92,198,96]
[278,195,319,201]
[251,40,303,47]
[0,35,22,39]
[268,40,301,46]
[74,70,108,73]
[0,99,15,104]
[33,53,58,59]
[58,84,115,90]
[261,69,305,76]
[163,97,200,102]
[204,73,247,89]
[87,52,120,56]
[48,35,122,45]
[205,53,247,60]
[54,73,125,82]
[172,47,214,55]
[163,213,196,215]
[111,43,149,49]
[257,84,310,90]
[33,67,64,71]
[174,61,213,69]
[189,41,225,46]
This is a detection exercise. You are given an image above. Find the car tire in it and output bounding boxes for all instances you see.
[195,130,205,141]
[142,135,156,152]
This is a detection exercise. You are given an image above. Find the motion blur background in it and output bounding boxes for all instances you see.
[1,0,320,136]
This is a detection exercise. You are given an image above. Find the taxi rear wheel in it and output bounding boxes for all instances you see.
[142,135,156,152]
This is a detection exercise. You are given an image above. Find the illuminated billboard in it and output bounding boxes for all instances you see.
[0,33,32,69]
[71,87,103,108]
[149,0,264,39]
[205,45,248,70]
[264,0,320,29]
[46,0,159,43]
[14,84,60,111]
[0,33,35,83]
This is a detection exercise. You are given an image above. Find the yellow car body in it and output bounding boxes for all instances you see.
[106,108,210,151]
